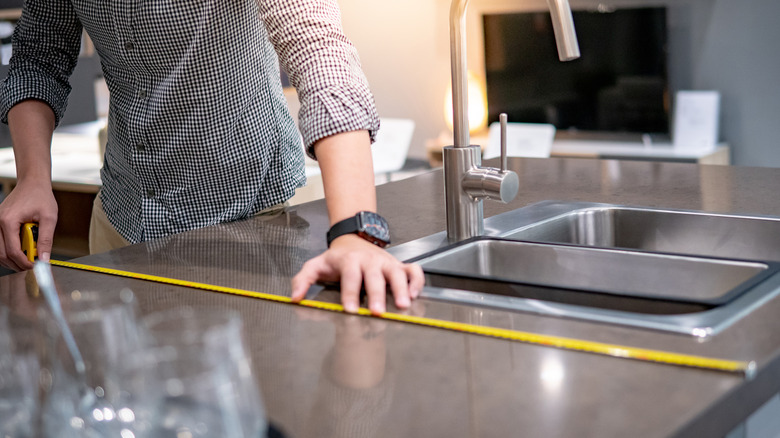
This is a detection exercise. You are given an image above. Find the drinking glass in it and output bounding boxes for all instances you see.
[142,306,267,438]
[38,287,152,437]
[0,307,40,438]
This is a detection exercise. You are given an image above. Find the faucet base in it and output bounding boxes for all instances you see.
[443,145,484,242]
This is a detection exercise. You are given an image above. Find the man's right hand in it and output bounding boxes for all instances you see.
[2,100,59,271]
[0,182,57,271]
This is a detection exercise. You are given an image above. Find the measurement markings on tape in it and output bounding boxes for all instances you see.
[47,259,756,378]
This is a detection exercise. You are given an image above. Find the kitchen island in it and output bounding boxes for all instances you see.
[2,157,780,437]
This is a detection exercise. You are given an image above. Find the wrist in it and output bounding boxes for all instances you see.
[14,173,53,190]
[328,233,368,248]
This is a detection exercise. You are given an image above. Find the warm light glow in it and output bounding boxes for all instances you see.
[444,71,488,134]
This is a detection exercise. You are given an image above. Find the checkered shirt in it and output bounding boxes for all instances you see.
[0,0,380,243]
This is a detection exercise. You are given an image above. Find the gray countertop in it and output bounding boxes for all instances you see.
[3,157,780,437]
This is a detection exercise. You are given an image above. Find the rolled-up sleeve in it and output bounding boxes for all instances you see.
[258,0,380,158]
[0,0,83,126]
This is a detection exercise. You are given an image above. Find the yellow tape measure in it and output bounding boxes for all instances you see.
[21,223,38,262]
[44,258,756,378]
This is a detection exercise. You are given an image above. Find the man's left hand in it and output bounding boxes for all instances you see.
[291,234,424,315]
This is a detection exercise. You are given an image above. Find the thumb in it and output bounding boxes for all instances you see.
[36,217,57,262]
[291,263,322,302]
[291,257,333,302]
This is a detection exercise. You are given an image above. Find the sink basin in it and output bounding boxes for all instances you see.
[490,201,780,262]
[389,201,780,336]
[408,237,774,308]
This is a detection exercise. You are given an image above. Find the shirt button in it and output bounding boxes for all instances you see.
[146,189,155,198]
[138,90,147,99]
[125,41,135,51]
[136,142,146,151]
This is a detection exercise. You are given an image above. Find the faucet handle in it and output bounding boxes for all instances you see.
[461,113,519,203]
[489,113,518,203]
[500,113,508,172]
[492,168,519,203]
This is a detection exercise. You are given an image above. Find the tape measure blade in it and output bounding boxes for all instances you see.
[47,259,753,376]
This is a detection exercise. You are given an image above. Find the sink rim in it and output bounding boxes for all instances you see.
[389,200,780,263]
[417,273,780,338]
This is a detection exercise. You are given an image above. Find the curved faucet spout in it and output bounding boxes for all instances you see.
[447,0,580,149]
[546,0,581,61]
[449,0,470,148]
[445,0,580,242]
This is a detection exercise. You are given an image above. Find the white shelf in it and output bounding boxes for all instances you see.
[550,139,730,164]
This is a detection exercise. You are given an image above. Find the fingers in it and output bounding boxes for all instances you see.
[0,184,58,270]
[0,226,23,272]
[0,223,25,272]
[405,263,425,299]
[338,260,363,314]
[3,214,57,270]
[363,266,388,315]
[385,266,411,310]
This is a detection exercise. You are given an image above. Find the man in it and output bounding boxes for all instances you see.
[0,0,423,314]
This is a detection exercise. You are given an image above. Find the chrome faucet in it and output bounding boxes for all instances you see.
[444,0,580,242]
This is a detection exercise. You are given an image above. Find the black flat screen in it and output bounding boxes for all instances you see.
[483,7,669,134]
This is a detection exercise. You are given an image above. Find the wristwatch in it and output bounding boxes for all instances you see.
[326,211,390,248]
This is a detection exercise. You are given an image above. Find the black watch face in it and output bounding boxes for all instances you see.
[359,212,390,245]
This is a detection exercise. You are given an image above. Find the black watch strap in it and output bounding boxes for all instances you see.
[327,216,360,245]
[326,211,390,248]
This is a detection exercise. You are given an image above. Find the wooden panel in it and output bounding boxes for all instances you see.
[51,190,95,257]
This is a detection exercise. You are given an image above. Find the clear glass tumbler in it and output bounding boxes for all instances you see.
[0,307,40,438]
[141,306,267,438]
[38,287,151,437]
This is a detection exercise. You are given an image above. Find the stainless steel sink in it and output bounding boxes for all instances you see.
[389,201,780,336]
[409,237,773,306]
